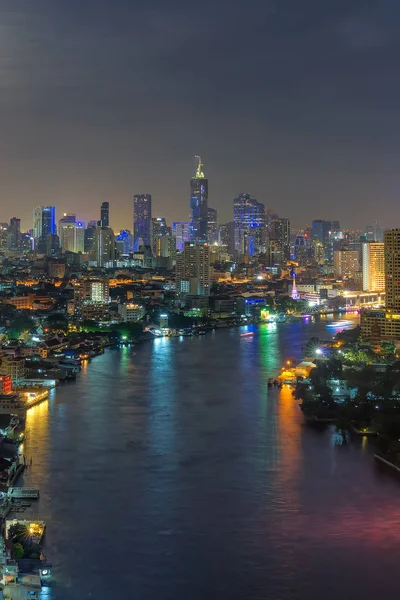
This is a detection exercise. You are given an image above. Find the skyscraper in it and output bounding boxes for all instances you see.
[60,222,84,253]
[172,221,191,251]
[33,206,56,251]
[176,242,210,297]
[133,194,152,249]
[207,207,218,244]
[7,218,21,250]
[233,193,265,255]
[151,217,168,254]
[268,218,290,265]
[333,250,359,279]
[362,242,385,292]
[190,156,208,242]
[116,230,133,254]
[385,229,400,311]
[59,214,76,244]
[90,227,116,266]
[100,202,109,227]
[84,221,97,253]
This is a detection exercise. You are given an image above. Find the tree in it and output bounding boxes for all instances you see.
[12,543,24,559]
[45,313,68,332]
[8,523,28,545]
[342,348,373,366]
[8,314,36,339]
[336,325,361,343]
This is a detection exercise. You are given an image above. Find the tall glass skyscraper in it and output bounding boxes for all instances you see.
[33,206,56,252]
[172,222,191,251]
[100,202,109,227]
[190,157,208,242]
[133,194,152,250]
[233,193,265,256]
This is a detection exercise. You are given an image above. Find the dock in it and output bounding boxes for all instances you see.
[8,487,40,499]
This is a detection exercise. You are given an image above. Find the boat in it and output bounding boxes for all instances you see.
[240,332,254,337]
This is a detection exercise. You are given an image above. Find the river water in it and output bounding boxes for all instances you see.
[20,314,400,599]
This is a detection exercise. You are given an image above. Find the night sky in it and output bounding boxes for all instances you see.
[1,0,400,231]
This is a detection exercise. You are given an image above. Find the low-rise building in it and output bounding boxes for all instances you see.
[118,303,145,322]
[0,357,26,385]
[360,309,400,348]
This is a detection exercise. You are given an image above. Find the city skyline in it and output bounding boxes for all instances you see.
[2,1,400,231]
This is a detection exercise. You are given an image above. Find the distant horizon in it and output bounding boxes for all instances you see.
[2,1,399,233]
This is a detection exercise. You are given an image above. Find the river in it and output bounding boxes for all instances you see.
[19,314,400,599]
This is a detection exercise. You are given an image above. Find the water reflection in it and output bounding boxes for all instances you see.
[16,314,400,600]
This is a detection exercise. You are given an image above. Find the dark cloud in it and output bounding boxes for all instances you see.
[1,0,400,230]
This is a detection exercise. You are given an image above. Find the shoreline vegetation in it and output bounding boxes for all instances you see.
[294,325,400,471]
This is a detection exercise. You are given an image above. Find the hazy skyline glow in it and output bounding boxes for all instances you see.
[1,0,400,231]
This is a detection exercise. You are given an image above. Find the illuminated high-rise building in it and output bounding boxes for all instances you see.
[385,230,400,310]
[151,217,168,254]
[233,193,265,256]
[60,222,84,254]
[172,221,191,251]
[90,227,115,266]
[207,207,218,244]
[84,221,97,253]
[333,250,359,279]
[116,230,133,255]
[100,202,109,227]
[59,214,76,245]
[190,156,208,242]
[33,206,56,251]
[269,217,290,265]
[362,242,385,292]
[7,218,21,250]
[133,194,152,249]
[175,242,210,297]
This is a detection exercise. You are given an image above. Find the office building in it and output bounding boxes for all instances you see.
[362,242,385,292]
[218,222,236,258]
[155,235,176,259]
[59,214,76,248]
[118,303,145,322]
[90,227,115,266]
[100,202,109,227]
[6,218,21,250]
[207,207,218,244]
[0,224,8,251]
[360,231,400,345]
[333,250,359,279]
[133,194,152,249]
[151,217,168,254]
[365,225,375,242]
[60,222,84,254]
[190,156,208,242]
[46,234,60,257]
[176,242,210,297]
[33,206,56,250]
[385,229,400,310]
[268,218,290,265]
[84,221,97,253]
[48,260,66,279]
[233,193,265,256]
[116,230,133,255]
[74,279,110,304]
[172,221,191,251]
